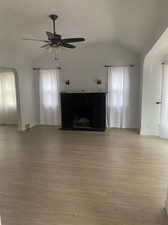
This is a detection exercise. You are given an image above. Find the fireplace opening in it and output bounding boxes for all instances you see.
[73,107,93,129]
[73,115,91,128]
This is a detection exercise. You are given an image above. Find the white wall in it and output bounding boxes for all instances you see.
[33,42,140,92]
[0,42,141,130]
[0,51,36,130]
[141,56,162,135]
[17,65,36,130]
[33,42,141,128]
[141,28,168,135]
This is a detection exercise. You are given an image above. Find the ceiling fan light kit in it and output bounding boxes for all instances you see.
[23,14,85,49]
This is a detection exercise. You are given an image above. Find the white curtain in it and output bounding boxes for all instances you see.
[0,71,17,124]
[160,64,168,139]
[39,69,61,125]
[107,66,138,128]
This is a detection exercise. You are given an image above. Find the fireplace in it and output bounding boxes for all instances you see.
[60,92,106,131]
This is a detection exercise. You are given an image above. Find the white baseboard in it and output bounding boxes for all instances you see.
[140,129,159,136]
[21,123,37,131]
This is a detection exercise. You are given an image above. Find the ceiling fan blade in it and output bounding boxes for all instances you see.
[22,38,49,43]
[46,31,54,40]
[62,43,76,48]
[40,44,50,48]
[62,38,85,43]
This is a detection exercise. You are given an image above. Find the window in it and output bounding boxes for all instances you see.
[107,66,138,128]
[39,69,60,125]
[0,71,17,124]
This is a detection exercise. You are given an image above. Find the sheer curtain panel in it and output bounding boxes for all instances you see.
[39,69,61,125]
[107,66,138,128]
[0,71,17,124]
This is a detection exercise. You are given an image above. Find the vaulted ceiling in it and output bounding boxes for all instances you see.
[0,0,167,59]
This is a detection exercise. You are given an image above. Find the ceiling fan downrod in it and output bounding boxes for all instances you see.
[49,14,58,35]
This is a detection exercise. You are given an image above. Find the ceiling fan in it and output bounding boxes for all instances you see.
[23,14,85,49]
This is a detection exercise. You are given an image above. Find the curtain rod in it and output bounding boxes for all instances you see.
[0,67,17,71]
[104,64,135,68]
[33,67,62,70]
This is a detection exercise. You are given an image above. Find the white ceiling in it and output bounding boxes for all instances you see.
[0,0,167,59]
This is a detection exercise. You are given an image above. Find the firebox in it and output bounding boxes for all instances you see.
[60,92,106,131]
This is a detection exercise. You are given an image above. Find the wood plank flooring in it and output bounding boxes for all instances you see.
[0,126,168,225]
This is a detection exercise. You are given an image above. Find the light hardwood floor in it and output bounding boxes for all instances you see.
[0,126,168,225]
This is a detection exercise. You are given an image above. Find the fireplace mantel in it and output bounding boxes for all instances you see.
[61,91,107,94]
